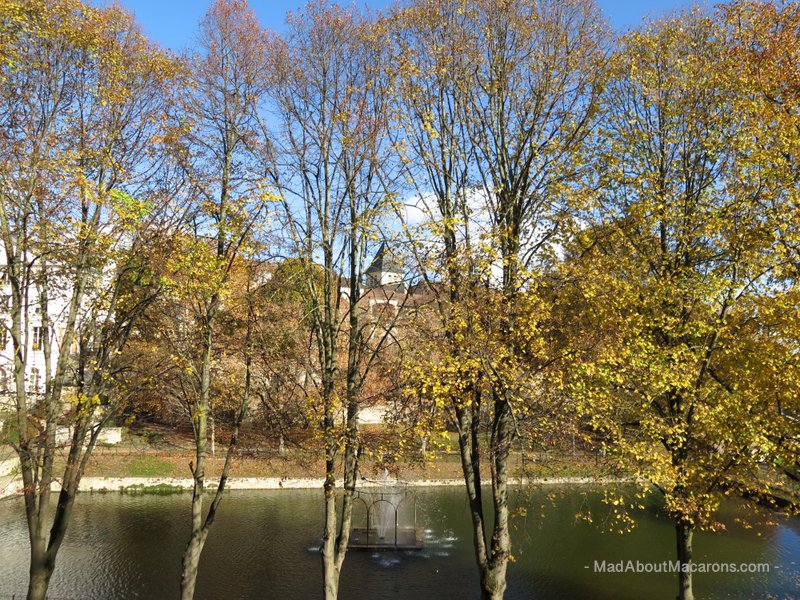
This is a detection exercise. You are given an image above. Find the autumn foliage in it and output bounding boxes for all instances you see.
[1,1,799,600]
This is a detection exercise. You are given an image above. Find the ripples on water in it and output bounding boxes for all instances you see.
[0,487,797,600]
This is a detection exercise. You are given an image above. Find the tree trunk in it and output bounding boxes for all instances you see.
[322,556,340,600]
[675,522,694,600]
[180,529,208,600]
[322,558,340,600]
[27,571,51,600]
[180,455,208,599]
[321,473,340,600]
[319,399,360,600]
[180,468,208,600]
[481,565,508,600]
[180,319,251,600]
[484,393,512,600]
[180,314,212,600]
[26,539,52,600]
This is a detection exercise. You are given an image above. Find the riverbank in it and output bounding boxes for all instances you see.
[2,443,795,508]
[86,474,638,492]
[1,474,635,498]
[0,441,614,498]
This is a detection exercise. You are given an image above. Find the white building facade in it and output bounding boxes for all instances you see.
[0,257,75,403]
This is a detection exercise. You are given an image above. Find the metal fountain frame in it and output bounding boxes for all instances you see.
[349,481,422,550]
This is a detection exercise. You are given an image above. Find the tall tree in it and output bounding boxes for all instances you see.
[263,2,400,597]
[566,9,798,600]
[391,1,608,597]
[721,0,800,489]
[170,1,270,598]
[0,1,180,599]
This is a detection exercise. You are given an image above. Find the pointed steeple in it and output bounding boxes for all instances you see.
[365,242,404,290]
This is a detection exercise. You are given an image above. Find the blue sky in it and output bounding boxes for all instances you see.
[98,1,703,51]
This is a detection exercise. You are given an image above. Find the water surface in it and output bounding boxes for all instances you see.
[0,486,797,599]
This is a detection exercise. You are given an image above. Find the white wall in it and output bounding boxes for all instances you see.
[0,255,74,396]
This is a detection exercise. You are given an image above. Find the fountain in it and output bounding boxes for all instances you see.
[348,470,423,550]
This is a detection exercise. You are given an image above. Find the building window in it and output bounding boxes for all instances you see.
[31,368,40,393]
[33,326,47,351]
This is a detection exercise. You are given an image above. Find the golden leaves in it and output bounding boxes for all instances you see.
[560,2,800,532]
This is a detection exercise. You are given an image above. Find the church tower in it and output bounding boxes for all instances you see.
[365,243,404,291]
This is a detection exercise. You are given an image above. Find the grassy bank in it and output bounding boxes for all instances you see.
[80,445,607,482]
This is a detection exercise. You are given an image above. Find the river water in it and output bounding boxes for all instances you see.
[0,486,797,599]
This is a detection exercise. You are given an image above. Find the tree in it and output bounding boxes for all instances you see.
[0,1,180,598]
[720,0,800,490]
[390,1,608,597]
[263,2,401,596]
[169,1,270,597]
[565,9,798,600]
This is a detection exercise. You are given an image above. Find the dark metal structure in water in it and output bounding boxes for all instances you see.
[348,482,423,550]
